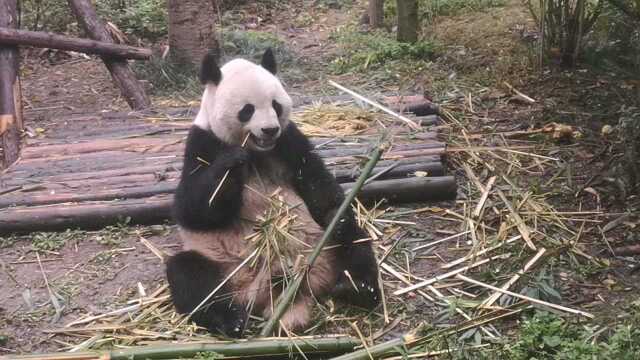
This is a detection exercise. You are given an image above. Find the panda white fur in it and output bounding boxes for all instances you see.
[166,49,381,338]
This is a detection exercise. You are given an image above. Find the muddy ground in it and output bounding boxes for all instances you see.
[1,0,639,356]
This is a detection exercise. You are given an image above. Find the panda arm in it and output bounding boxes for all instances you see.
[173,126,246,230]
[275,122,356,230]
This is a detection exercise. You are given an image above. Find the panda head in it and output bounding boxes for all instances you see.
[193,49,293,152]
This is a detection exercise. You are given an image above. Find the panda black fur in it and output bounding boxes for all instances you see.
[166,49,381,338]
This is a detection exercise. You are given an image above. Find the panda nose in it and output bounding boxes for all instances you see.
[261,126,279,137]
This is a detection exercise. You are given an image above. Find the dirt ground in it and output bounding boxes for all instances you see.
[1,0,639,356]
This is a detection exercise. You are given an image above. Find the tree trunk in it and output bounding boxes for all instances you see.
[397,0,418,43]
[67,0,151,110]
[167,0,218,66]
[0,0,23,168]
[369,0,384,28]
[0,27,153,59]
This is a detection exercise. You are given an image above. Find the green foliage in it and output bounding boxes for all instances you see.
[384,0,506,24]
[133,56,200,97]
[329,27,437,74]
[505,311,640,359]
[526,0,604,67]
[94,217,133,246]
[19,0,166,40]
[508,313,599,359]
[584,2,640,74]
[96,0,168,41]
[0,235,18,248]
[31,229,86,252]
[18,0,74,32]
[221,30,292,64]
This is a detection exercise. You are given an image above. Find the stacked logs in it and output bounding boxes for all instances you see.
[0,115,455,234]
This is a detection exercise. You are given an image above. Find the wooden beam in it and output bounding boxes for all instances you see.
[0,176,456,234]
[67,0,150,110]
[0,27,152,60]
[0,0,22,168]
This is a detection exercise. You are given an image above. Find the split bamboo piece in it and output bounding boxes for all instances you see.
[456,274,593,318]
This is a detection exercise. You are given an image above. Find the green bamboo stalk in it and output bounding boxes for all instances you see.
[4,336,361,360]
[330,336,412,360]
[259,142,387,337]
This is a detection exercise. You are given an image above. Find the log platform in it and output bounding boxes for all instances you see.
[0,103,456,234]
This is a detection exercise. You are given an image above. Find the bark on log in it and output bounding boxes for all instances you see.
[0,195,173,234]
[0,176,456,234]
[344,176,457,203]
[0,0,22,168]
[0,161,445,207]
[396,0,418,43]
[0,27,153,60]
[167,0,218,66]
[67,0,150,110]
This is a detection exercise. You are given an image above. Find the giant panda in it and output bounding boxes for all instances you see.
[166,49,381,338]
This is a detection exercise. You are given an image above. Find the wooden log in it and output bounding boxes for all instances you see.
[344,176,457,203]
[0,195,173,234]
[0,160,445,207]
[0,176,456,234]
[67,0,150,110]
[0,0,22,168]
[0,182,177,207]
[332,161,444,182]
[0,27,153,60]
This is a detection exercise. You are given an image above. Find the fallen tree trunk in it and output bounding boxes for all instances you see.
[0,176,456,234]
[0,27,153,59]
[0,0,23,168]
[67,0,150,110]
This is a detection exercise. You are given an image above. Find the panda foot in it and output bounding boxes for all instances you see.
[263,299,311,332]
[334,278,381,310]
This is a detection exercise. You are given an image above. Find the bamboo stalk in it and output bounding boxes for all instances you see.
[6,336,361,360]
[496,189,536,250]
[473,176,496,218]
[393,254,510,296]
[482,247,546,307]
[259,142,386,336]
[441,235,522,269]
[456,274,594,318]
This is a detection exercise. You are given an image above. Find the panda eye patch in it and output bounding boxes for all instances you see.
[238,104,255,123]
[272,100,283,118]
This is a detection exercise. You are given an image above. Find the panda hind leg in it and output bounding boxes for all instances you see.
[334,243,381,310]
[166,250,248,338]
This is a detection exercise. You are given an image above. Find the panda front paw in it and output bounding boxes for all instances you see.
[217,147,249,169]
[334,277,381,310]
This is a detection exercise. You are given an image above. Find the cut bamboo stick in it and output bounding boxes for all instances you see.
[496,189,536,250]
[329,80,421,130]
[393,253,510,295]
[456,274,593,318]
[482,247,546,307]
[473,176,496,218]
[441,235,522,269]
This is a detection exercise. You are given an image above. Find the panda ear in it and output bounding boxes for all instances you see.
[260,48,277,75]
[200,50,222,85]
